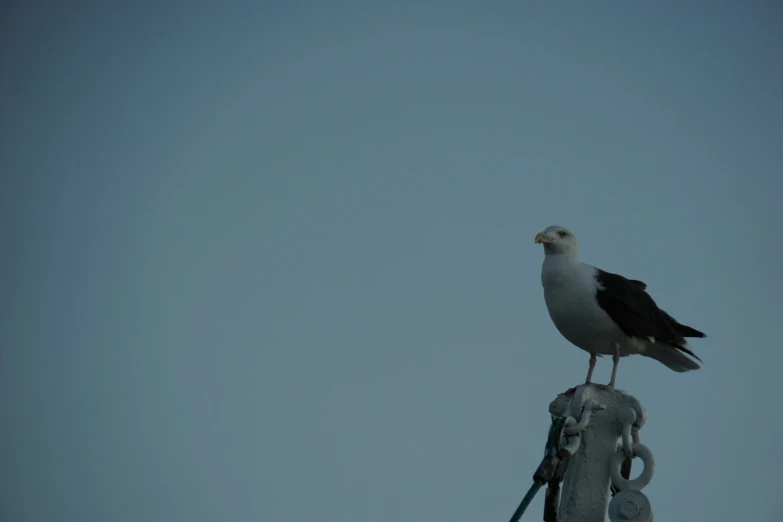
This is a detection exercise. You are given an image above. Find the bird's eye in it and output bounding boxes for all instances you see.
[558,230,568,238]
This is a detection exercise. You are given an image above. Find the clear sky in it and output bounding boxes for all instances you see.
[1,2,781,521]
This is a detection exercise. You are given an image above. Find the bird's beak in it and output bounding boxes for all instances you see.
[535,232,552,244]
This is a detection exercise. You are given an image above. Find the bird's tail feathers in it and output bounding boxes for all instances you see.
[644,343,702,372]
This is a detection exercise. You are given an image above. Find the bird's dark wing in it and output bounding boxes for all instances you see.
[660,310,707,339]
[594,269,704,355]
[629,279,647,290]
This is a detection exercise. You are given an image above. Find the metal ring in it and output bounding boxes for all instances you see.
[558,432,581,458]
[610,443,654,491]
[564,399,598,435]
[619,408,637,458]
[621,423,634,459]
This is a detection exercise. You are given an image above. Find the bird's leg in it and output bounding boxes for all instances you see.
[568,353,599,394]
[585,353,597,384]
[608,343,621,388]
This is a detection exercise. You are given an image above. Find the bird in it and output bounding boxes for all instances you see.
[535,225,706,388]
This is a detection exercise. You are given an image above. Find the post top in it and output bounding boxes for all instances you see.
[549,384,646,431]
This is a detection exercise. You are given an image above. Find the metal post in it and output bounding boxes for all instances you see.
[549,385,653,522]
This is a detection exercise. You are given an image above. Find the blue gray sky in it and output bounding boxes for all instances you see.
[1,2,781,521]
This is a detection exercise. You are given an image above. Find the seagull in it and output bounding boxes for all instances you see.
[535,225,706,388]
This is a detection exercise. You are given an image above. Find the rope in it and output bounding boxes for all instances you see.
[508,481,544,522]
[507,416,566,522]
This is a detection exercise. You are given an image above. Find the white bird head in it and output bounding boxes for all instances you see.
[535,225,579,258]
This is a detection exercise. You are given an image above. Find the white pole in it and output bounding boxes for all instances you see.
[549,385,653,522]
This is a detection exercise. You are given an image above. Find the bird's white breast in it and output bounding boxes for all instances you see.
[541,257,627,355]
